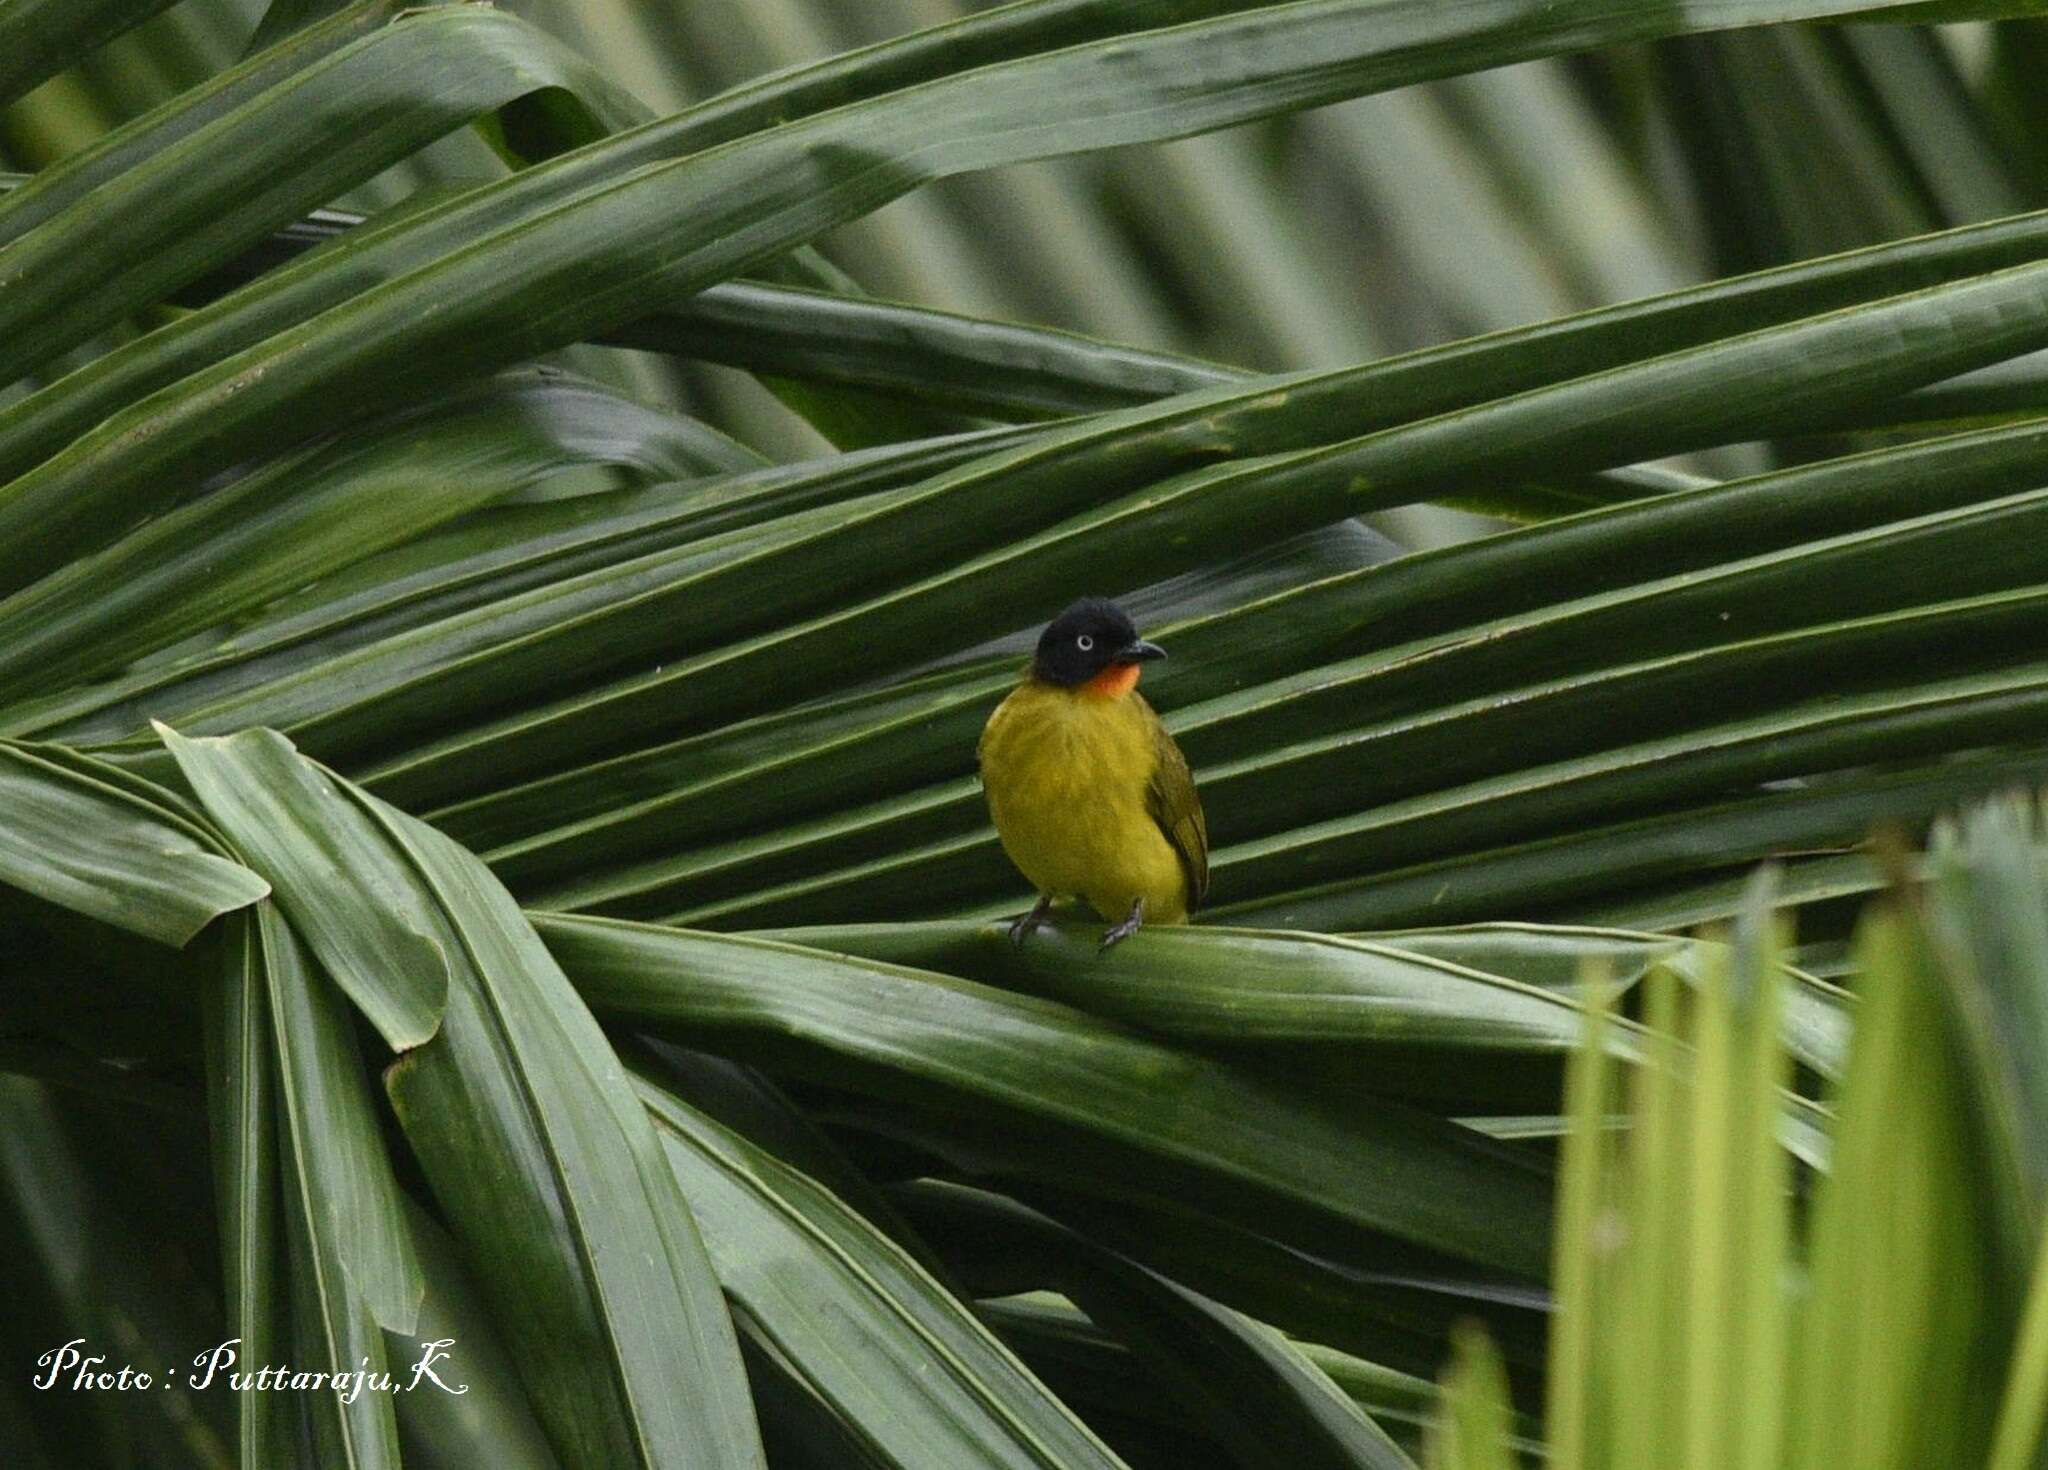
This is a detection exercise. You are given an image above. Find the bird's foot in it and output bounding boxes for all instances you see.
[1098,897,1146,954]
[1008,894,1055,946]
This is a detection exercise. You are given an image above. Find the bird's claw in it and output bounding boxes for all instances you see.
[1098,898,1146,954]
[1008,895,1054,946]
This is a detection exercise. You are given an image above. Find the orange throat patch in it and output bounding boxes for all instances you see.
[1081,663,1142,699]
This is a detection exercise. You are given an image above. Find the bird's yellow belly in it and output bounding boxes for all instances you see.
[979,688,1189,924]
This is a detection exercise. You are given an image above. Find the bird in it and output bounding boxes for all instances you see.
[977,597,1209,951]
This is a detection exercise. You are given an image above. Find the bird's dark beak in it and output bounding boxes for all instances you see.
[1118,639,1167,664]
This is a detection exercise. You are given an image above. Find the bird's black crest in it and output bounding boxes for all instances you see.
[1032,597,1145,687]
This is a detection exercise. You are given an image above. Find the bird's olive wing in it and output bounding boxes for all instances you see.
[1144,709,1209,911]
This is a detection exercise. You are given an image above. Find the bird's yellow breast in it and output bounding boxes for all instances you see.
[977,681,1189,924]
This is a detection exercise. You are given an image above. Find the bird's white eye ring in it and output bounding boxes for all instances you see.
[1077,635,1094,651]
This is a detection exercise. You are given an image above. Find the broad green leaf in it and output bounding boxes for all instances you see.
[258,902,423,1336]
[0,374,751,706]
[245,0,362,56]
[1215,743,2048,932]
[19,0,2035,494]
[361,820,763,1468]
[1207,643,2048,904]
[1336,917,1848,1086]
[1540,952,1614,1470]
[341,287,2048,811]
[0,4,643,397]
[1988,1214,2048,1470]
[0,2,404,251]
[538,912,1556,1278]
[575,460,2048,929]
[198,916,288,1469]
[1839,24,2031,226]
[156,723,762,1463]
[13,428,1014,746]
[569,583,2048,932]
[1668,29,1938,275]
[387,1199,562,1470]
[160,724,448,1051]
[609,278,1240,420]
[635,1068,1128,1470]
[485,411,2048,888]
[0,738,266,945]
[1359,923,1687,994]
[453,523,1383,881]
[758,917,1832,1157]
[758,916,1847,1082]
[1428,1329,1519,1470]
[30,163,2048,451]
[760,919,1598,1051]
[258,905,407,1468]
[1923,798,2048,1261]
[0,0,179,108]
[1543,850,1889,933]
[14,0,2048,604]
[1788,906,2003,1470]
[1511,920,1747,1467]
[1870,352,2048,431]
[631,1043,953,1282]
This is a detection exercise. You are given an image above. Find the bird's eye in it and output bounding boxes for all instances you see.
[1076,635,1094,651]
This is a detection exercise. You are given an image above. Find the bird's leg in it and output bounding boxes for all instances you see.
[1099,896,1146,953]
[1008,893,1055,946]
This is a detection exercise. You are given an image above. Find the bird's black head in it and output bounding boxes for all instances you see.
[1030,597,1167,689]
